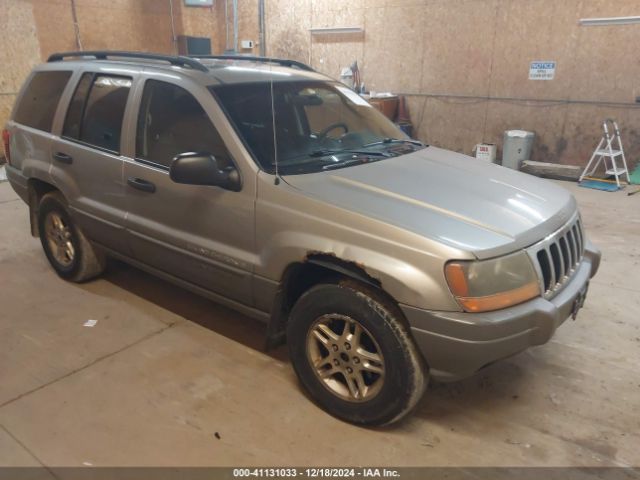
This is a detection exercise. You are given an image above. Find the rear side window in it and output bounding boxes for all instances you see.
[14,71,72,132]
[63,73,92,140]
[135,79,232,168]
[63,73,132,153]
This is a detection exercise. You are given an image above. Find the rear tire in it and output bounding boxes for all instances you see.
[37,191,105,282]
[287,278,427,425]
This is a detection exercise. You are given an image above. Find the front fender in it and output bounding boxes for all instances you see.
[257,230,462,311]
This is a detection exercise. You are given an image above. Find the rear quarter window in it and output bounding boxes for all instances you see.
[62,73,132,153]
[13,71,72,132]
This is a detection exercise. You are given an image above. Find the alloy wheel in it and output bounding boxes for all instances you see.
[44,211,75,267]
[306,314,385,402]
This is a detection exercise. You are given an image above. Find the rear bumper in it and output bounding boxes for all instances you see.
[401,241,601,382]
[5,164,29,204]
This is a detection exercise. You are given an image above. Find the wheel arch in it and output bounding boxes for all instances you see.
[27,178,60,237]
[265,253,401,349]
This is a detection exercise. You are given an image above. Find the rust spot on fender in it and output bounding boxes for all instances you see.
[303,251,381,284]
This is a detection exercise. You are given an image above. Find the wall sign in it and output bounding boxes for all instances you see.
[529,61,556,80]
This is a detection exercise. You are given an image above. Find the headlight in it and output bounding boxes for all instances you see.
[445,252,540,313]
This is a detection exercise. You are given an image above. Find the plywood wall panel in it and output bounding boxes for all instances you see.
[177,2,225,54]
[311,4,365,79]
[2,0,638,169]
[265,0,311,62]
[363,5,425,93]
[33,0,176,57]
[580,0,640,18]
[570,14,640,102]
[0,0,41,130]
[483,101,569,164]
[75,4,174,53]
[264,0,640,167]
[312,37,365,82]
[561,105,640,171]
[311,2,364,28]
[75,0,170,15]
[31,1,77,58]
[1,0,226,131]
[386,0,428,6]
[490,0,582,100]
[238,0,259,54]
[419,0,496,97]
[0,1,40,91]
[418,98,488,155]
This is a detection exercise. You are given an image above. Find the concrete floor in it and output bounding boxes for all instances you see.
[0,179,638,468]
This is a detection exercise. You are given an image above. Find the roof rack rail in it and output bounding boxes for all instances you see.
[47,51,209,72]
[191,55,315,72]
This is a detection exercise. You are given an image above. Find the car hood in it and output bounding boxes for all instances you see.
[283,146,577,259]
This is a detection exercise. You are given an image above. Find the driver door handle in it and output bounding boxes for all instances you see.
[127,177,156,193]
[53,152,73,164]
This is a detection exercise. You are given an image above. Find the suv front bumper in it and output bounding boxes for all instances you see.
[401,241,601,382]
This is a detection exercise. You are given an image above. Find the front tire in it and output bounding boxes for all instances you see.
[287,279,427,425]
[37,191,105,282]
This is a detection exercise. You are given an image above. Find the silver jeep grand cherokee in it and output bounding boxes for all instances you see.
[4,51,600,425]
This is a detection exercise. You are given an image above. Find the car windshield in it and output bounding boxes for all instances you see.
[210,80,426,175]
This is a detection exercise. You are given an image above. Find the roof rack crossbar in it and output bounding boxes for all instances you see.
[47,51,208,72]
[191,55,315,72]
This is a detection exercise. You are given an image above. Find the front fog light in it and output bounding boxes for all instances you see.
[445,252,540,313]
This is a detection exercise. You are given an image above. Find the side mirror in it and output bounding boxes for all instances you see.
[169,152,240,191]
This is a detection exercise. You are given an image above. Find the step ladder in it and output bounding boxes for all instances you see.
[579,118,630,188]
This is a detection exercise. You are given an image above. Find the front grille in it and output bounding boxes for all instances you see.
[530,214,585,298]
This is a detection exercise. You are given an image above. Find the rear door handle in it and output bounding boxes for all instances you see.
[127,177,156,193]
[53,152,73,164]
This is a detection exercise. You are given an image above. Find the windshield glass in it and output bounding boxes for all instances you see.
[210,81,425,175]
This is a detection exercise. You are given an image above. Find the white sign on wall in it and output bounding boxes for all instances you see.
[529,61,556,80]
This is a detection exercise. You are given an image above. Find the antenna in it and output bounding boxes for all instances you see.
[269,62,280,185]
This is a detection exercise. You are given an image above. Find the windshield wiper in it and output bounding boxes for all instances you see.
[309,148,390,158]
[362,138,427,148]
[322,158,375,171]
